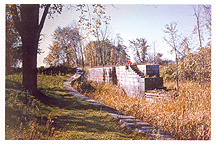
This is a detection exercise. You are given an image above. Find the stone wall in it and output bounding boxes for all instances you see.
[137,65,159,77]
[87,65,163,97]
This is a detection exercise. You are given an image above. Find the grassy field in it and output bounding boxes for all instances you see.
[80,80,211,140]
[5,73,147,140]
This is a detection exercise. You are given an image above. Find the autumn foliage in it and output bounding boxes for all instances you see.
[179,47,211,82]
[160,47,211,83]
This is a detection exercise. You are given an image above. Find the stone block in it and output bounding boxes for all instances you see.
[88,64,164,98]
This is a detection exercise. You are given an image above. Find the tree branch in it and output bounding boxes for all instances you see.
[38,4,51,33]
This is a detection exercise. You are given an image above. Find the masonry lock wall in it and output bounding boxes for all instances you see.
[87,65,163,97]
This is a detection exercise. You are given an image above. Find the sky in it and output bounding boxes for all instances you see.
[38,3,208,67]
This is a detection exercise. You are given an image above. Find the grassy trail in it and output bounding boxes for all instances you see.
[5,74,146,140]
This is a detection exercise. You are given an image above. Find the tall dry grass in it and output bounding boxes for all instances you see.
[83,81,211,140]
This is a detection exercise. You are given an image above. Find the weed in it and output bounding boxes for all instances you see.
[80,80,211,140]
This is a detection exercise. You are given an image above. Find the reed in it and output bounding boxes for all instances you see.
[82,80,211,140]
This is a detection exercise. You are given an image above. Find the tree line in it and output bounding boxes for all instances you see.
[44,24,131,67]
[43,23,166,68]
[6,4,167,73]
[6,4,211,96]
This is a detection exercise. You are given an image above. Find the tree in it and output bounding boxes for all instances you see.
[155,53,163,65]
[44,25,83,67]
[77,28,86,67]
[119,49,130,65]
[69,4,111,66]
[202,5,211,37]
[6,5,22,74]
[84,41,96,67]
[8,4,109,96]
[152,41,157,64]
[110,48,116,65]
[88,24,112,66]
[193,5,204,49]
[84,35,129,67]
[163,5,211,84]
[129,38,149,63]
[147,41,164,64]
[9,4,56,96]
[163,22,181,91]
[112,33,129,65]
[84,25,123,67]
[84,40,113,67]
[192,5,211,84]
[75,4,111,38]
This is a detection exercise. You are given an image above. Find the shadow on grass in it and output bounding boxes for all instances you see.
[6,79,23,90]
[35,90,135,139]
[36,90,102,111]
[5,75,141,139]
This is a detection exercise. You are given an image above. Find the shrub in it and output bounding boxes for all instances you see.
[179,48,211,82]
[160,63,176,81]
[37,65,76,76]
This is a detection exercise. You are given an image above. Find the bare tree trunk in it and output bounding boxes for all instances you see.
[11,4,50,96]
[22,35,39,96]
[78,40,85,67]
[20,5,39,96]
[152,41,157,64]
[193,5,205,85]
[175,51,179,92]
